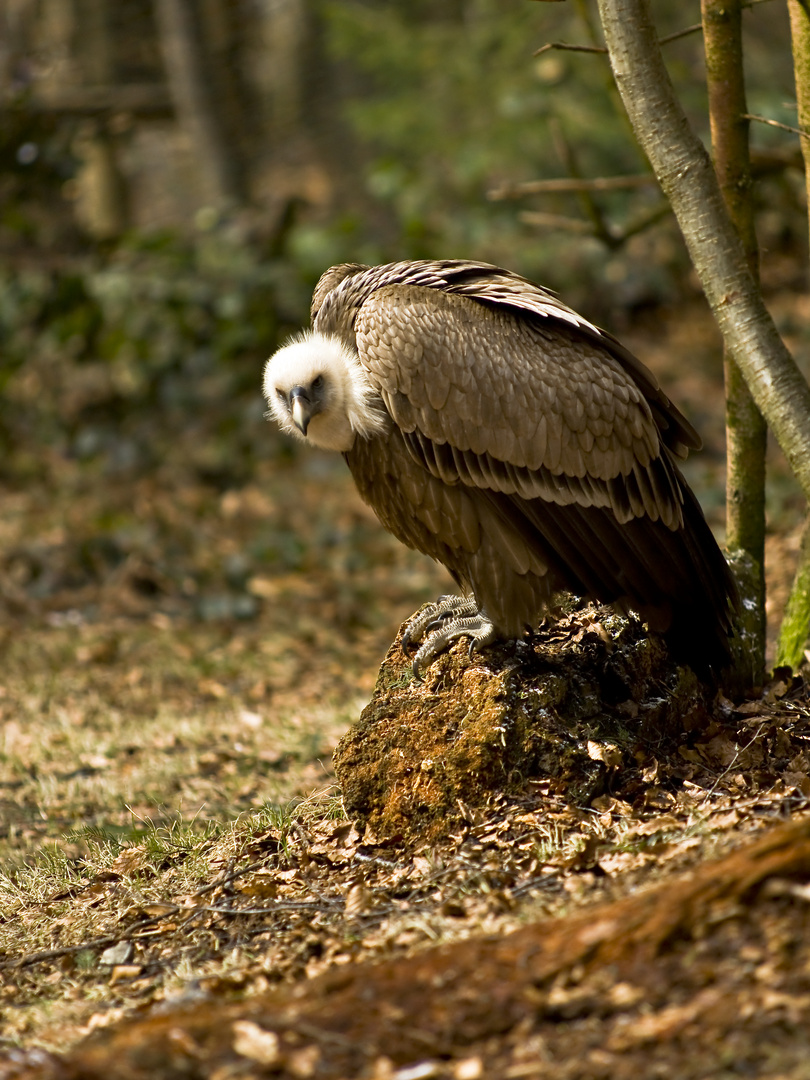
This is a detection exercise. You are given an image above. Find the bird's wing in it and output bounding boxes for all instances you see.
[326,259,700,458]
[435,262,700,457]
[354,283,686,528]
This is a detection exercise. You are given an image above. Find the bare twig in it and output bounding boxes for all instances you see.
[707,723,767,796]
[659,22,703,45]
[534,41,606,56]
[534,22,701,58]
[488,174,657,200]
[598,0,810,504]
[0,916,166,972]
[196,899,345,916]
[549,118,619,245]
[614,198,673,238]
[520,198,671,244]
[743,113,810,140]
[190,858,265,897]
[0,871,354,972]
[519,211,596,234]
[535,0,778,60]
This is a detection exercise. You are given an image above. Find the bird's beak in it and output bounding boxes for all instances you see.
[289,386,312,436]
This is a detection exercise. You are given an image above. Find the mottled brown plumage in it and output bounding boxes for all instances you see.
[264,260,737,676]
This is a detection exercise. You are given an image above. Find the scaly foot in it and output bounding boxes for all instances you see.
[402,595,498,679]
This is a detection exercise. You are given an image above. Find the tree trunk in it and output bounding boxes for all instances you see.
[776,0,810,668]
[596,0,810,683]
[596,0,810,499]
[701,0,767,678]
[153,0,245,207]
[72,0,131,238]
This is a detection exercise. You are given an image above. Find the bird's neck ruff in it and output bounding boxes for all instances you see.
[263,331,386,452]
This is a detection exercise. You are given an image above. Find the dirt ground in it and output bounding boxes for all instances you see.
[2,295,810,1079]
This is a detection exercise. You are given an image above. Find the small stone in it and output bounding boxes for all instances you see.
[98,942,133,967]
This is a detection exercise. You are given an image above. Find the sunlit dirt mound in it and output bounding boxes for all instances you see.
[334,603,710,840]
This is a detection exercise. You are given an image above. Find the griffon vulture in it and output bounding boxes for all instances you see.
[264,260,737,677]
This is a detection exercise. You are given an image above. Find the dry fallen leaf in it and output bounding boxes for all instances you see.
[453,1057,484,1080]
[231,1019,281,1066]
[288,1045,321,1077]
[587,741,622,768]
[109,964,143,985]
[345,882,374,916]
[109,845,148,875]
[235,872,278,899]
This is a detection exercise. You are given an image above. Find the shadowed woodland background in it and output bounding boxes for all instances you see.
[3,0,810,1071]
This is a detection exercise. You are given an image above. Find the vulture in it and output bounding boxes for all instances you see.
[263,259,737,678]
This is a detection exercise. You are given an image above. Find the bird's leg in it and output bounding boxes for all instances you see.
[401,595,477,652]
[402,595,498,679]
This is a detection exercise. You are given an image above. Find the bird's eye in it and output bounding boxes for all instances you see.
[312,375,324,391]
[275,388,286,401]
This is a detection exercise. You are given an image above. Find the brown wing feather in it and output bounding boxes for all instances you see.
[354,284,681,528]
[315,259,701,458]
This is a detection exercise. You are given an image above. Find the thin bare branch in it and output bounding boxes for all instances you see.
[190,859,265,897]
[519,211,596,234]
[615,198,673,239]
[659,22,703,45]
[534,41,606,56]
[549,118,620,245]
[743,113,810,140]
[520,199,671,243]
[0,916,166,971]
[597,0,810,505]
[489,173,657,200]
[534,22,701,58]
[535,0,776,61]
[191,899,345,916]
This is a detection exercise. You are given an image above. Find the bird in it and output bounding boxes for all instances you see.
[263,259,737,679]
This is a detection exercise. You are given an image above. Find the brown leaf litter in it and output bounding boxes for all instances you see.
[6,814,810,1080]
[5,611,810,1079]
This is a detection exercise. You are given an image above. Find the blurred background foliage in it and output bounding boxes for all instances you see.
[0,0,806,493]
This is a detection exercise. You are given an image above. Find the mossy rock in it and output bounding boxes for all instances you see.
[334,602,710,840]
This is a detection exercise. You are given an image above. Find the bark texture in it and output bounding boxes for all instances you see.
[596,0,810,505]
[701,0,766,678]
[778,0,810,668]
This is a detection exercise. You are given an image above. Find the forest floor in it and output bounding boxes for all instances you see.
[2,292,810,1079]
